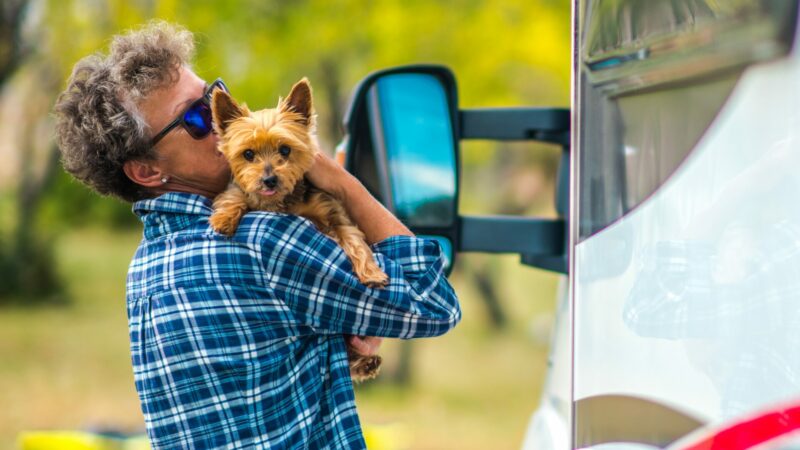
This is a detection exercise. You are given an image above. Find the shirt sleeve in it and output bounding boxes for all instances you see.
[255,214,461,339]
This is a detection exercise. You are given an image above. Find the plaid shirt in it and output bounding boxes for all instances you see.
[126,192,460,449]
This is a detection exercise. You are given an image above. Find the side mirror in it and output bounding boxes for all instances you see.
[339,65,570,274]
[339,66,460,272]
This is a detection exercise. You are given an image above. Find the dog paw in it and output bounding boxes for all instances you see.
[350,355,382,382]
[365,277,389,289]
[209,214,238,236]
[359,269,389,289]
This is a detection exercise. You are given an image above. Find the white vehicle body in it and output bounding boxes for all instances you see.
[526,1,800,449]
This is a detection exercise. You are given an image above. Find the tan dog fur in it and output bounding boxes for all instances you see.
[209,79,386,381]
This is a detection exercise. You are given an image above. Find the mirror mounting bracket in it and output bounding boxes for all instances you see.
[460,108,570,146]
[459,107,570,273]
[460,215,565,255]
[459,215,568,274]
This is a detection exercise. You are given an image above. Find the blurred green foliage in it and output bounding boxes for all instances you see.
[1,1,571,446]
[1,0,571,303]
[42,0,571,183]
[43,0,571,125]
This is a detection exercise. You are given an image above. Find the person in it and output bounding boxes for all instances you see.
[53,21,461,449]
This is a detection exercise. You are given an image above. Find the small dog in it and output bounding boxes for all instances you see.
[209,78,387,381]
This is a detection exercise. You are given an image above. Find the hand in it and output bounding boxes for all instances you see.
[307,152,353,199]
[308,151,412,243]
[346,335,383,356]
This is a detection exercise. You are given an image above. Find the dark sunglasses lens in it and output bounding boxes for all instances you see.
[183,101,212,138]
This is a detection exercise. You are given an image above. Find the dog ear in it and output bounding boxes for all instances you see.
[211,89,247,134]
[280,78,313,126]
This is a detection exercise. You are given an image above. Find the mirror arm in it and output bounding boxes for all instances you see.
[457,108,571,273]
[459,215,565,256]
[459,108,570,146]
[520,253,568,274]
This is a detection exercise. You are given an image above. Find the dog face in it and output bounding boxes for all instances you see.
[211,79,318,205]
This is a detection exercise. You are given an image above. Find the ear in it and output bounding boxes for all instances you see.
[211,89,247,134]
[123,159,164,188]
[280,78,313,125]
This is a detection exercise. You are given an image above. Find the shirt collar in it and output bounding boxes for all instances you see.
[133,192,214,239]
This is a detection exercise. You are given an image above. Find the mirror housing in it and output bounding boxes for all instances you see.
[339,64,570,274]
[339,65,460,272]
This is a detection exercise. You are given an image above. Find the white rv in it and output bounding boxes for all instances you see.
[340,1,800,448]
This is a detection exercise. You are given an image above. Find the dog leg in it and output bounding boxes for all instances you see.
[333,224,390,288]
[294,191,389,288]
[209,187,249,236]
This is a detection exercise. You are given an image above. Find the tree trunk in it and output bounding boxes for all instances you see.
[0,0,30,86]
[471,259,507,329]
[388,340,413,386]
[318,58,344,146]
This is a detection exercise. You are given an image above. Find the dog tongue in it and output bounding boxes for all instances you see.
[260,189,277,197]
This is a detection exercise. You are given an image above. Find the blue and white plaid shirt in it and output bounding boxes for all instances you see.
[126,192,461,449]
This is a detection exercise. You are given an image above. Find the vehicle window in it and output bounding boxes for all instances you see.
[576,0,797,240]
[582,0,797,92]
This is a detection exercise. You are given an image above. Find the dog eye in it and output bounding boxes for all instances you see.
[279,145,291,157]
[243,149,255,161]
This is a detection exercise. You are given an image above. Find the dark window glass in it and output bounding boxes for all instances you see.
[576,0,797,240]
[582,0,797,93]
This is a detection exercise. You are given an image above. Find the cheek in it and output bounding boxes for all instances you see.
[175,139,213,165]
[194,149,225,175]
[211,155,231,182]
[162,147,195,175]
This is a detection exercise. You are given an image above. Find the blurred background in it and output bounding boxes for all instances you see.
[0,0,570,448]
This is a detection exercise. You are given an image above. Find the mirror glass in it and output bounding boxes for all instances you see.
[367,73,457,227]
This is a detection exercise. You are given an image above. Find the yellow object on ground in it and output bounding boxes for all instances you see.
[362,423,410,450]
[17,431,150,450]
[19,424,403,450]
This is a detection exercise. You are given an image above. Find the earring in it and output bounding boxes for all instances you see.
[161,176,169,184]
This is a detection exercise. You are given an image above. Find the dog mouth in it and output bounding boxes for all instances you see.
[258,189,278,197]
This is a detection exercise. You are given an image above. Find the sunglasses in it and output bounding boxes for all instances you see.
[150,78,229,146]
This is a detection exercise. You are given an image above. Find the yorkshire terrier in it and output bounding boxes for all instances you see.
[208,78,387,381]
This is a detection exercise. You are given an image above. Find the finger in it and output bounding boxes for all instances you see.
[363,336,383,354]
[348,336,382,355]
[347,336,370,355]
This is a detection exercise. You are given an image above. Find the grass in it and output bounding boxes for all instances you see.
[1,227,559,450]
[0,228,144,450]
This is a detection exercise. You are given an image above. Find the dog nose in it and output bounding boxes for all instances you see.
[262,176,278,189]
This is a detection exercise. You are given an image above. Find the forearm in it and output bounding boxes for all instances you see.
[337,171,413,244]
[307,151,412,244]
[270,212,460,338]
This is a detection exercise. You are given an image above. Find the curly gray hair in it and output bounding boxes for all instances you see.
[54,21,195,202]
